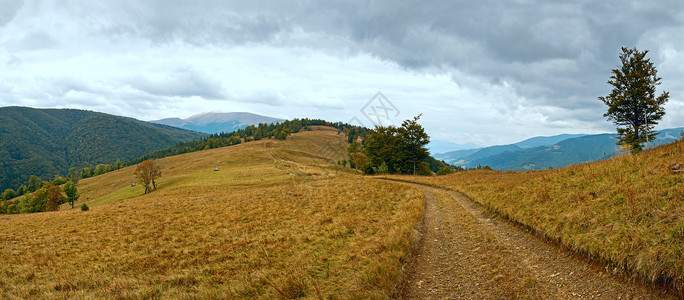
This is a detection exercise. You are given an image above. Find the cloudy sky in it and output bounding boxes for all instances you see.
[1,0,683,151]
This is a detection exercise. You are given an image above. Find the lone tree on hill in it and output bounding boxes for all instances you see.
[133,159,162,194]
[599,47,669,153]
[63,180,79,208]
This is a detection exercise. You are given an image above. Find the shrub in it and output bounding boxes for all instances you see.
[436,166,454,176]
[80,204,89,211]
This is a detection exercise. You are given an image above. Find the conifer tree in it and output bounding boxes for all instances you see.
[599,47,669,153]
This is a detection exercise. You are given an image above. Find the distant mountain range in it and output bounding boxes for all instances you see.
[150,112,285,134]
[435,128,683,171]
[0,107,206,191]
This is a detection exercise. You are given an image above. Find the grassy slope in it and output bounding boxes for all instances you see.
[0,127,424,299]
[388,139,684,291]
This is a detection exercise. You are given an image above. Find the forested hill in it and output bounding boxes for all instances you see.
[0,106,206,191]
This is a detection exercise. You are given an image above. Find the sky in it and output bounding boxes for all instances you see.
[1,0,683,152]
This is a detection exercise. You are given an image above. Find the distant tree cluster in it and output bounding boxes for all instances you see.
[0,174,80,214]
[346,115,434,175]
[79,159,123,180]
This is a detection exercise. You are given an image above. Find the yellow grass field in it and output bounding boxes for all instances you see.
[388,139,684,291]
[0,127,424,299]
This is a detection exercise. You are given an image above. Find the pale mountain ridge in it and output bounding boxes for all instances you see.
[151,112,285,134]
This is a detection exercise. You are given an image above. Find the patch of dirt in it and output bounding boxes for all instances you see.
[391,182,675,299]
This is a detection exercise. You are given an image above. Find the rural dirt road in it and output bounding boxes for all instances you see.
[389,181,675,299]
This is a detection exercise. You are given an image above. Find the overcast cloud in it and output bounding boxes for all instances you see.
[1,0,683,150]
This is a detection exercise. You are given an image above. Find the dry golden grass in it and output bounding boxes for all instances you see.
[387,139,684,292]
[0,127,424,299]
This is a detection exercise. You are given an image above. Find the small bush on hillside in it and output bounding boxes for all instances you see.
[437,166,454,176]
[80,203,89,211]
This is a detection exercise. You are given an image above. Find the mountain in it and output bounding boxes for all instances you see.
[471,134,619,170]
[513,134,586,149]
[433,148,480,163]
[150,112,285,134]
[434,133,583,164]
[435,129,683,170]
[0,106,206,191]
[467,128,683,171]
[427,140,480,155]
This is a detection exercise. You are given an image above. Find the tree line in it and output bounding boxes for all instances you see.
[0,174,80,214]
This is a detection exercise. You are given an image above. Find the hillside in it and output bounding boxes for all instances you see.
[0,107,206,191]
[0,127,424,298]
[389,138,684,292]
[151,112,284,134]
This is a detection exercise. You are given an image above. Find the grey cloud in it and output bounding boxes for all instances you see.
[0,0,23,27]
[127,69,225,99]
[5,30,57,52]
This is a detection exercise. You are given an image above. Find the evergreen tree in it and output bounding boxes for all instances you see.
[599,47,669,153]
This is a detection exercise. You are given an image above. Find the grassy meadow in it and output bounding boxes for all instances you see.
[0,127,424,299]
[389,139,684,291]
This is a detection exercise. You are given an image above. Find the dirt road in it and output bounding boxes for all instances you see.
[391,182,674,299]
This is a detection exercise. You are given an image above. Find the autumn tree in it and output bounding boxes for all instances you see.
[63,180,79,209]
[46,186,64,211]
[599,47,669,153]
[350,152,369,171]
[133,159,162,194]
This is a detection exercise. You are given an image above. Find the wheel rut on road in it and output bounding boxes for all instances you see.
[391,181,674,299]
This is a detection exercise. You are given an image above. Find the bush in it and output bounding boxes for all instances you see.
[436,166,454,176]
[80,203,89,211]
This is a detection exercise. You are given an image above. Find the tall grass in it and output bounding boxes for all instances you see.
[0,128,424,298]
[390,139,684,292]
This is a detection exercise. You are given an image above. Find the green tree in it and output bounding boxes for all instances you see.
[599,47,669,153]
[69,167,79,184]
[363,115,430,175]
[113,159,123,171]
[1,189,16,201]
[398,115,430,174]
[16,185,28,196]
[28,175,42,192]
[63,180,80,209]
[437,166,454,175]
[31,187,48,212]
[53,175,68,186]
[81,167,93,178]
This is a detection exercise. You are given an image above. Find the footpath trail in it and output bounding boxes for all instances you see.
[390,181,675,299]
